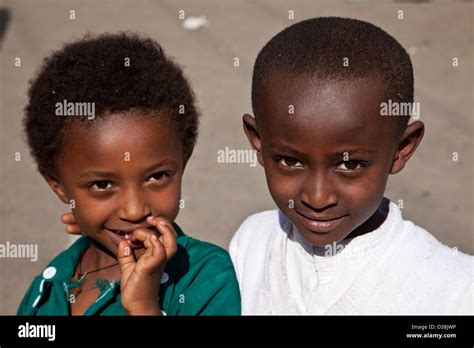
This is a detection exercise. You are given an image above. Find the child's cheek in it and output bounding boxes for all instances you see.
[149,184,182,222]
[266,173,296,212]
[70,198,111,235]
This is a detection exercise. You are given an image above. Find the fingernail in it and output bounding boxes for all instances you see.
[159,220,166,226]
[152,235,158,242]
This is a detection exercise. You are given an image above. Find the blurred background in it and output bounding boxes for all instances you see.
[0,0,472,314]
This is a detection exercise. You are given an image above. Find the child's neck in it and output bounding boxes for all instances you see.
[83,243,121,280]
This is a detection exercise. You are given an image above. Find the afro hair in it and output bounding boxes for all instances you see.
[24,32,199,175]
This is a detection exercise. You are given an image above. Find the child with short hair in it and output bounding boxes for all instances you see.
[18,33,240,316]
[230,17,473,314]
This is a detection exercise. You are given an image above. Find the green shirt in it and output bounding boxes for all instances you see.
[17,224,241,315]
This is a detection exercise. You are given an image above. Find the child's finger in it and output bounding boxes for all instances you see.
[131,229,166,274]
[61,212,76,224]
[150,234,167,262]
[129,228,158,250]
[147,216,178,238]
[117,240,136,276]
[65,224,81,235]
[154,219,177,261]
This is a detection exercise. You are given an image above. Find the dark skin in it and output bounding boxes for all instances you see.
[243,74,424,247]
[45,110,188,315]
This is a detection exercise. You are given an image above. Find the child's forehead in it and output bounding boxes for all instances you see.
[258,73,397,148]
[264,72,384,104]
[60,111,177,156]
[67,109,170,132]
[261,74,386,125]
[54,111,185,179]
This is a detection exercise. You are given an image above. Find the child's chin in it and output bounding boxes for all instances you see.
[297,226,348,248]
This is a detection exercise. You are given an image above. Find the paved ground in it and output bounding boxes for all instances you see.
[0,0,472,314]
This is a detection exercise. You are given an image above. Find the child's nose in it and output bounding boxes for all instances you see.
[116,188,151,222]
[300,171,338,210]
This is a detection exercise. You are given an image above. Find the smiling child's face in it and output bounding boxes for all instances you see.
[244,74,423,247]
[47,110,186,256]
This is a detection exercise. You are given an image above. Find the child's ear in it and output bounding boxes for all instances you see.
[43,174,70,204]
[390,121,424,174]
[243,114,264,167]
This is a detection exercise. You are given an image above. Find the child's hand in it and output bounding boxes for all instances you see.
[118,217,177,315]
[61,212,81,235]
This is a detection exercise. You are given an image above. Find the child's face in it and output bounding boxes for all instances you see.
[46,111,186,256]
[244,74,423,247]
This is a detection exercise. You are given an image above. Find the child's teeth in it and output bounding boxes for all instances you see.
[124,233,130,239]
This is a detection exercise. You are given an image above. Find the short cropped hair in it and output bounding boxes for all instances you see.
[252,17,413,137]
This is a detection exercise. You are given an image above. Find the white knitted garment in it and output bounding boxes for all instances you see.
[229,202,473,314]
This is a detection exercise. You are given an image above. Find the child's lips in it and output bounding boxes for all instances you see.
[103,228,147,248]
[295,210,347,234]
[105,225,157,234]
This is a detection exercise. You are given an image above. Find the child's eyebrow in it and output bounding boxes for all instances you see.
[270,144,306,157]
[144,161,173,173]
[78,161,174,179]
[336,148,377,155]
[323,148,378,161]
[270,143,377,159]
[78,170,115,179]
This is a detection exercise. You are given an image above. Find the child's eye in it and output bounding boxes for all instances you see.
[337,160,363,171]
[90,180,113,190]
[147,172,169,182]
[277,157,303,168]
